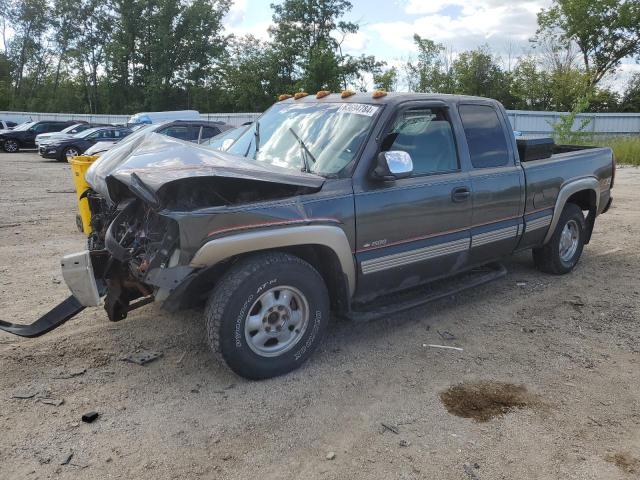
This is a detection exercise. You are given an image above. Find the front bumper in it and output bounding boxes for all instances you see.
[61,250,102,306]
[39,145,59,158]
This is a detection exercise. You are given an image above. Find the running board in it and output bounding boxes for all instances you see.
[347,263,507,322]
[0,296,85,338]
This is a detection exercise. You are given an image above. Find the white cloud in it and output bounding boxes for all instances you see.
[225,20,273,41]
[369,0,550,59]
[225,0,248,26]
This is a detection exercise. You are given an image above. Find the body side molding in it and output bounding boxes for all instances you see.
[543,177,600,244]
[189,225,356,296]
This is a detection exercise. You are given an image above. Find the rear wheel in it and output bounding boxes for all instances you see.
[204,252,330,379]
[3,139,19,153]
[533,203,586,274]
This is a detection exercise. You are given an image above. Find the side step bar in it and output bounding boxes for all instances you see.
[0,296,85,338]
[347,263,507,322]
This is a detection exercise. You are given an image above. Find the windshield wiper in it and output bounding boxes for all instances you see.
[243,120,260,158]
[288,127,316,173]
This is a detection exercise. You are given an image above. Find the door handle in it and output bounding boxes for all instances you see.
[451,187,470,202]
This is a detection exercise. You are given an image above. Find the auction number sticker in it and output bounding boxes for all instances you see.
[337,103,379,116]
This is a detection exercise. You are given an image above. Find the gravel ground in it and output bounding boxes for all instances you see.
[0,151,638,480]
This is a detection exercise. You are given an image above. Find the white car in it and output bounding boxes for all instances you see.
[35,123,105,148]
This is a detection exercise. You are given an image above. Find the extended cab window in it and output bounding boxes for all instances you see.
[459,104,510,168]
[384,108,458,175]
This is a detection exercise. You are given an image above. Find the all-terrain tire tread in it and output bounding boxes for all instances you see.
[204,252,321,365]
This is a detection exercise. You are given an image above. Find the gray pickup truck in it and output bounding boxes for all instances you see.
[1,93,614,379]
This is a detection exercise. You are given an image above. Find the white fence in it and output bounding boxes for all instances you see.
[1,109,639,135]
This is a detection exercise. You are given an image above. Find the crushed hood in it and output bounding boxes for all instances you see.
[85,132,325,207]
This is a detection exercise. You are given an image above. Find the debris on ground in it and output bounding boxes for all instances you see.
[326,452,336,460]
[516,282,527,287]
[399,439,410,447]
[122,350,163,365]
[440,381,541,422]
[425,344,464,352]
[437,330,456,341]
[463,462,481,479]
[11,390,39,399]
[381,422,399,434]
[53,368,86,379]
[81,411,99,423]
[37,397,64,406]
[60,453,73,465]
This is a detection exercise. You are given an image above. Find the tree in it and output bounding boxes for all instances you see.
[537,0,640,86]
[405,34,452,93]
[269,0,364,92]
[450,46,512,105]
[373,66,398,92]
[620,73,640,112]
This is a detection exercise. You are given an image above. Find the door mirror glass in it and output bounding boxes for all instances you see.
[373,150,413,180]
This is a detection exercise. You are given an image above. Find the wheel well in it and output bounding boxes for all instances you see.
[165,245,351,313]
[566,189,596,211]
[566,188,597,244]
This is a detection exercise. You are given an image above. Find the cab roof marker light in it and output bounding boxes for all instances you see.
[278,94,293,101]
[316,90,331,99]
[341,90,355,99]
[372,90,387,99]
[294,92,309,100]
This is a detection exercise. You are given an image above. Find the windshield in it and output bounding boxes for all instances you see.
[13,122,35,131]
[227,102,379,175]
[76,127,104,138]
[61,124,83,134]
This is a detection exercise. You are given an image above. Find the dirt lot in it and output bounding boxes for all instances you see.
[0,151,638,480]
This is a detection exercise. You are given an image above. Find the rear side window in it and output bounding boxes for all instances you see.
[158,125,190,140]
[459,104,510,168]
[201,126,220,141]
[384,107,458,175]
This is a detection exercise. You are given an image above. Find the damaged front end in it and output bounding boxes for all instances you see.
[0,133,324,338]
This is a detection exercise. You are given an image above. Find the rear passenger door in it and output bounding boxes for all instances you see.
[354,103,472,299]
[458,103,524,263]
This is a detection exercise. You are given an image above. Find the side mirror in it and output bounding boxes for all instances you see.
[373,150,413,181]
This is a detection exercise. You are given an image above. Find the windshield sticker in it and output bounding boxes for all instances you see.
[337,103,379,117]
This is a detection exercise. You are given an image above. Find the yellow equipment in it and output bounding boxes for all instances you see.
[68,155,99,234]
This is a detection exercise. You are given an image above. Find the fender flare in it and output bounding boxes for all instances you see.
[189,225,356,297]
[543,177,600,244]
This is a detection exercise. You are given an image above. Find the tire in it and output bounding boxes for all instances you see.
[3,139,19,153]
[60,146,80,162]
[533,203,586,274]
[204,252,330,380]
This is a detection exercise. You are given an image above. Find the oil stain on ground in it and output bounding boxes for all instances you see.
[440,381,540,422]
[606,452,640,474]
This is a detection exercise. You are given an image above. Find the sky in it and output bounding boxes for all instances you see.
[224,0,640,91]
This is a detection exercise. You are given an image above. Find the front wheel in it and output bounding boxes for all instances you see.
[533,203,586,274]
[204,252,330,380]
[3,139,19,153]
[60,146,80,162]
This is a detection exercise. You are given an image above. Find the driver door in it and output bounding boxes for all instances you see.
[353,103,472,300]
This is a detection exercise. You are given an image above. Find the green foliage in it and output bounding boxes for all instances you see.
[621,74,640,112]
[373,66,398,92]
[589,136,640,166]
[537,0,640,86]
[550,96,592,143]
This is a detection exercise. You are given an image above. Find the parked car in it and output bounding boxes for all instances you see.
[0,120,18,130]
[83,120,232,156]
[1,93,614,381]
[35,122,107,148]
[204,124,249,151]
[39,126,133,161]
[127,110,201,125]
[0,120,76,152]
